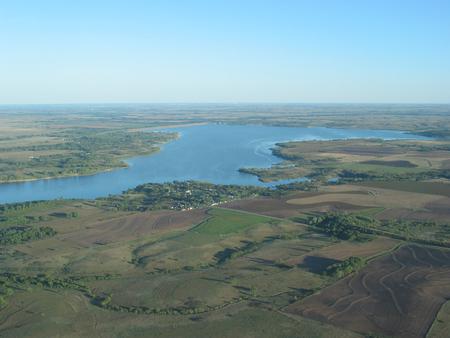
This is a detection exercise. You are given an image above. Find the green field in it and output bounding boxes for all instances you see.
[193,208,274,235]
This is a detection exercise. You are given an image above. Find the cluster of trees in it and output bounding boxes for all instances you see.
[338,170,377,182]
[0,226,56,245]
[308,213,373,240]
[325,256,366,278]
[0,200,66,228]
[308,212,450,247]
[0,200,61,213]
[49,211,79,218]
[0,279,14,307]
[268,181,316,194]
[99,181,266,211]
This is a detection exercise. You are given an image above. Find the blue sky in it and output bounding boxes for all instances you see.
[1,0,449,103]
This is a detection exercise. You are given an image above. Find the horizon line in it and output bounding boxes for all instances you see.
[1,101,450,106]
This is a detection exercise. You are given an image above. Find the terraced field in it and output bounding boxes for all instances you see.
[286,245,450,338]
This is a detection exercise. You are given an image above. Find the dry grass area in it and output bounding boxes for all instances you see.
[277,139,450,170]
[62,209,207,246]
[299,237,400,262]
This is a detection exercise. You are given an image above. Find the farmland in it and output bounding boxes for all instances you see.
[286,245,450,338]
[1,105,450,337]
[1,173,449,337]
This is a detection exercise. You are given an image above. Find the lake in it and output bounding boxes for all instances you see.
[0,124,424,204]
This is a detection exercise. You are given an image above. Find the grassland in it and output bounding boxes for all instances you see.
[0,194,359,337]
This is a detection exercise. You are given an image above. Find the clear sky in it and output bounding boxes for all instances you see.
[1,0,449,104]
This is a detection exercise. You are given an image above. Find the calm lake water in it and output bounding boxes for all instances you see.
[0,124,424,204]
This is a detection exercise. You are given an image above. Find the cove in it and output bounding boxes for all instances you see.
[0,124,425,204]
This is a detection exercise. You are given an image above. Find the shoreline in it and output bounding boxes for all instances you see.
[0,134,180,186]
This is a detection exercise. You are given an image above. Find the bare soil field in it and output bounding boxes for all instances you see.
[285,245,450,338]
[222,196,306,218]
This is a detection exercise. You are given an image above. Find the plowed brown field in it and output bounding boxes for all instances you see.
[285,245,450,338]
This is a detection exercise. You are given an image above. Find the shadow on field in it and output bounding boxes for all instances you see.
[298,255,341,274]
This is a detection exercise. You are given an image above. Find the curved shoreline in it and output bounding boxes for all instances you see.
[0,134,179,185]
[0,125,424,204]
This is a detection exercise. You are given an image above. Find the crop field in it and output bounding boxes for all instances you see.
[222,194,311,218]
[225,182,450,223]
[357,180,450,197]
[285,245,450,338]
[287,184,443,210]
